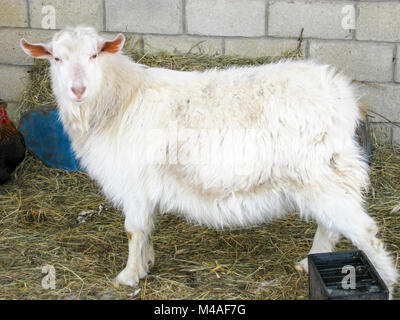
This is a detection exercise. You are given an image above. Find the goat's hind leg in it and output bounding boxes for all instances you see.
[305,191,398,296]
[295,224,340,272]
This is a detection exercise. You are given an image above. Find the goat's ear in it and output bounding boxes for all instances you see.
[100,33,125,54]
[20,39,52,59]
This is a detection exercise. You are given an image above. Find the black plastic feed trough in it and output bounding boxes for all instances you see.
[308,250,389,300]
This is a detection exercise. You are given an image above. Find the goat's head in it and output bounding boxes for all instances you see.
[20,26,125,104]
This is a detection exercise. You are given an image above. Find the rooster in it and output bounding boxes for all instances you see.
[0,100,26,184]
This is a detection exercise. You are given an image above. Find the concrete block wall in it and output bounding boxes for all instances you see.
[0,0,399,145]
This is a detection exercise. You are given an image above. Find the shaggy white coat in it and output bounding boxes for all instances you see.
[21,27,398,295]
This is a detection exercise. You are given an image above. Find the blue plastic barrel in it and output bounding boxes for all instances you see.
[19,105,83,171]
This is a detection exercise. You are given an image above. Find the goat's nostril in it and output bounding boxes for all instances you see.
[71,86,86,97]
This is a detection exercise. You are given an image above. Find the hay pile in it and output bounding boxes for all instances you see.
[1,38,399,300]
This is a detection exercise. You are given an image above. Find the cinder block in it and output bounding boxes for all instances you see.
[29,0,103,30]
[143,35,223,55]
[357,2,400,42]
[395,46,400,83]
[106,0,182,34]
[186,0,265,37]
[358,83,400,123]
[0,28,55,65]
[225,38,302,58]
[369,123,392,145]
[0,65,30,102]
[0,0,28,27]
[309,41,394,82]
[268,1,353,39]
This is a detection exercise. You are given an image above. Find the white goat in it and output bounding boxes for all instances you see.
[21,26,398,295]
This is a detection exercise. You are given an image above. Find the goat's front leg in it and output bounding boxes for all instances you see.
[113,205,155,287]
[113,230,154,287]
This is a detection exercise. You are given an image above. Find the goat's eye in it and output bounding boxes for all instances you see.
[54,57,62,63]
[90,54,98,60]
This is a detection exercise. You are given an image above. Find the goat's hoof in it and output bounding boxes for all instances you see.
[295,258,308,273]
[113,270,140,288]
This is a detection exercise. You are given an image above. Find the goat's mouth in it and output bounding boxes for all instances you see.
[69,95,87,104]
[74,96,85,103]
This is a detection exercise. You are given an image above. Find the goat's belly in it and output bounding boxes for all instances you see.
[159,177,292,229]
